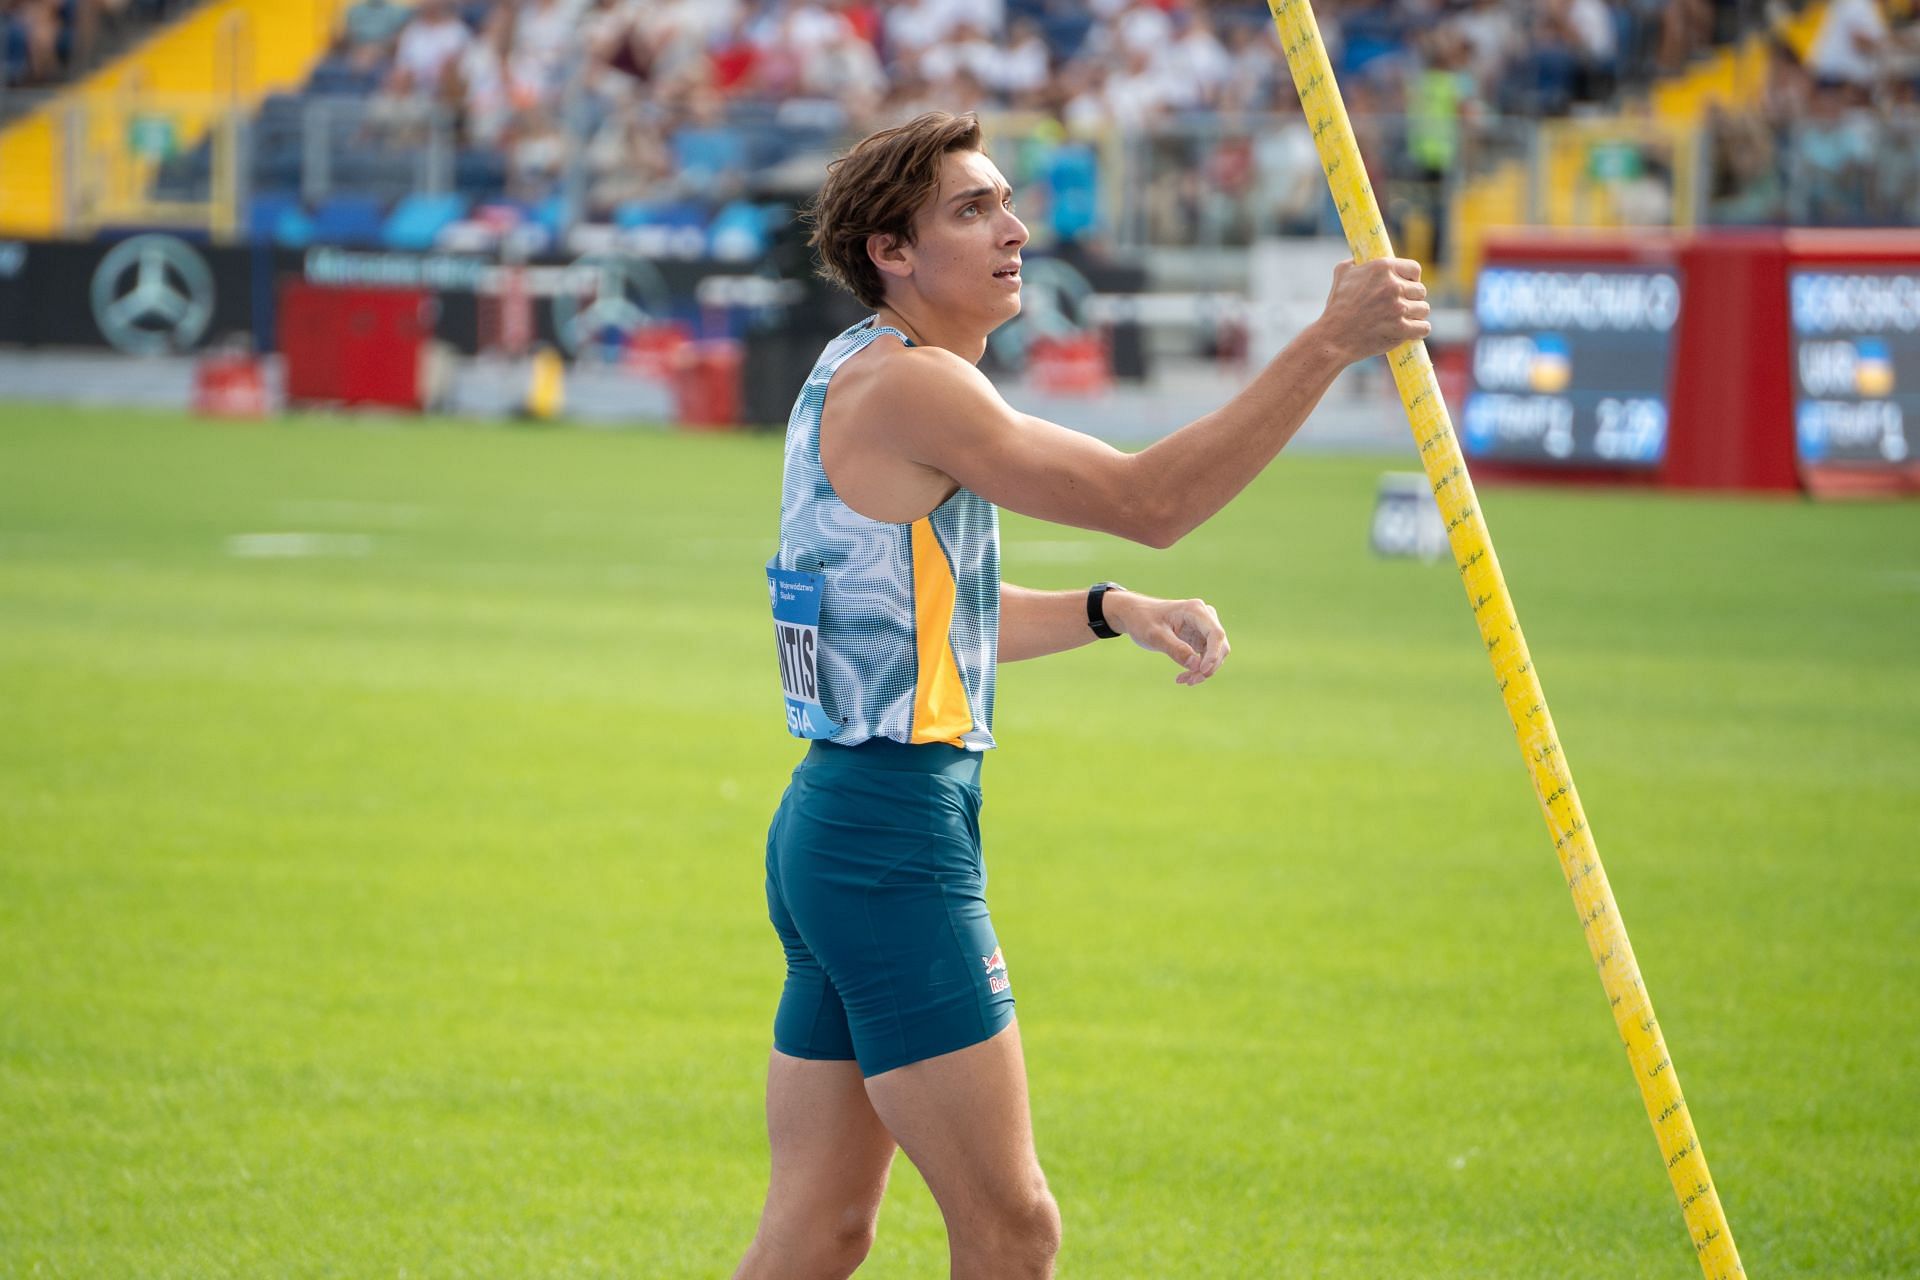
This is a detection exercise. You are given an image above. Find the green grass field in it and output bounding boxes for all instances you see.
[3,402,1916,1278]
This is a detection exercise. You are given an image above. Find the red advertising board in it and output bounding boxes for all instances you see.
[279,281,433,411]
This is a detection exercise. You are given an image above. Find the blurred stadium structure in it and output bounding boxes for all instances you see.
[1,0,1917,477]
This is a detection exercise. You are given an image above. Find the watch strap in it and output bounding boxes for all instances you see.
[1087,581,1125,640]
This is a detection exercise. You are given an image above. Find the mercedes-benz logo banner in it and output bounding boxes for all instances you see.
[0,238,772,357]
[0,236,252,351]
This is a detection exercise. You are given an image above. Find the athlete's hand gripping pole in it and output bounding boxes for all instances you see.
[1263,3,1744,1276]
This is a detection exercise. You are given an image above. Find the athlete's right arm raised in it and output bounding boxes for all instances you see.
[871,258,1429,548]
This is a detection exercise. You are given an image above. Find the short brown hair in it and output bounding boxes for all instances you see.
[806,111,984,309]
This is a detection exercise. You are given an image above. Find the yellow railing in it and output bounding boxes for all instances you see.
[61,92,245,238]
[0,0,344,236]
[1535,116,1704,231]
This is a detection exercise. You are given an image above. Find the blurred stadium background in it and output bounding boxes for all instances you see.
[3,1,1919,1277]
[1,0,1916,447]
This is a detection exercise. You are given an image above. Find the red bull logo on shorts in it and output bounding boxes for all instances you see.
[982,947,1010,994]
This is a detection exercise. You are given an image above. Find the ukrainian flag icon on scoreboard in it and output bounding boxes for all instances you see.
[1528,335,1573,394]
[1855,340,1896,398]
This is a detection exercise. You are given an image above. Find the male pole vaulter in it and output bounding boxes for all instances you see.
[737,111,1429,1280]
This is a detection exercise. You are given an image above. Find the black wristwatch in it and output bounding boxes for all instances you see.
[1087,581,1126,640]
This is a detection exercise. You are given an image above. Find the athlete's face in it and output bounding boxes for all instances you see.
[893,149,1028,331]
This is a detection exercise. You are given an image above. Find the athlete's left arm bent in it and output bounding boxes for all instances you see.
[1000,584,1230,685]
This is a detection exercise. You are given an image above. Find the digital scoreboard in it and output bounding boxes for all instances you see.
[1788,269,1917,467]
[1463,264,1682,469]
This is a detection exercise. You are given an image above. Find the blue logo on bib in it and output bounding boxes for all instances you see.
[767,563,837,739]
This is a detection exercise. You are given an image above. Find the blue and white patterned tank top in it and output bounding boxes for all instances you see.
[775,318,999,750]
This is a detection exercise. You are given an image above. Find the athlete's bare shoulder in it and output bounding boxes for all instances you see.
[824,336,998,470]
[828,334,1002,451]
[832,332,984,406]
[819,333,998,520]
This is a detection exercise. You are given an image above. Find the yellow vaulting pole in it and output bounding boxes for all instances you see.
[1264,3,1744,1276]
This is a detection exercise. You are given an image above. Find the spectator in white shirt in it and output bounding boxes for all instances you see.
[1116,0,1173,60]
[1256,96,1327,235]
[1807,0,1890,88]
[389,0,471,98]
[1449,0,1520,90]
[639,0,741,84]
[1564,0,1618,65]
[780,0,851,56]
[456,4,542,144]
[1159,10,1233,110]
[885,0,954,59]
[994,17,1051,103]
[803,22,888,115]
[1105,44,1178,128]
[1061,61,1111,134]
[513,0,585,96]
[919,20,998,88]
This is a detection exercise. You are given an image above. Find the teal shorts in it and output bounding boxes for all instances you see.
[764,738,1015,1078]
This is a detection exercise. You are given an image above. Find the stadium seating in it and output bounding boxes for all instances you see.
[19,0,1905,258]
[246,191,313,247]
[381,192,469,250]
[310,194,387,248]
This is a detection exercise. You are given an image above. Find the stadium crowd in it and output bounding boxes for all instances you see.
[1707,0,1920,225]
[17,0,1920,249]
[332,0,1792,146]
[16,0,1920,134]
[303,0,1917,220]
[1,0,189,88]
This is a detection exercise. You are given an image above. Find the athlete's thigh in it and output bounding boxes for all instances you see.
[757,1049,898,1234]
[862,1020,1045,1224]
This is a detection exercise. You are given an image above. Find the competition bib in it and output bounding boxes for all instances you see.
[767,563,836,739]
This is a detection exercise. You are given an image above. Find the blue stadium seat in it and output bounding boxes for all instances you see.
[381,192,467,250]
[708,200,770,261]
[265,199,315,248]
[531,193,569,239]
[672,126,749,188]
[612,200,710,230]
[310,194,388,247]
